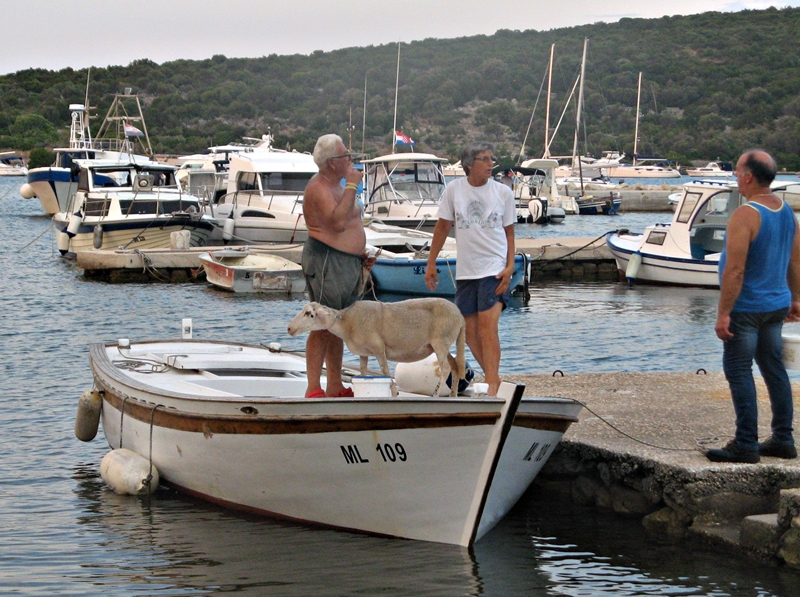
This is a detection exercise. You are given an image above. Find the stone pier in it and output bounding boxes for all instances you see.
[506,371,800,568]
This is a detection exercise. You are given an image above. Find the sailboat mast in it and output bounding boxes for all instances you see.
[543,44,554,159]
[391,42,401,154]
[571,38,588,187]
[633,72,642,166]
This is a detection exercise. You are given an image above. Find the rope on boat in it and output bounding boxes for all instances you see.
[133,249,172,282]
[144,404,164,495]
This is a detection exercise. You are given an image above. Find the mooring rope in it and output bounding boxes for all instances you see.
[143,404,164,495]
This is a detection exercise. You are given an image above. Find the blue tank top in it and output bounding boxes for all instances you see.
[719,200,796,312]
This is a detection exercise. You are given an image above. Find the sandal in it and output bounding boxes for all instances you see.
[305,388,327,398]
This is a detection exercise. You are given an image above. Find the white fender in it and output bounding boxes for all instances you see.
[395,354,473,396]
[222,215,235,241]
[528,199,543,224]
[57,231,71,255]
[92,224,104,249]
[100,449,159,495]
[66,211,83,237]
[19,183,35,199]
[75,389,102,442]
[626,250,642,283]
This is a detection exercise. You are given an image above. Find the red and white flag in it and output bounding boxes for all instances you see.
[124,122,144,137]
[395,131,415,146]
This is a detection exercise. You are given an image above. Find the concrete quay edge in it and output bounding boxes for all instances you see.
[505,370,800,566]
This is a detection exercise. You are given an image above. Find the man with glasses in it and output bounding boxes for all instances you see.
[425,142,516,396]
[300,134,367,398]
[707,149,800,462]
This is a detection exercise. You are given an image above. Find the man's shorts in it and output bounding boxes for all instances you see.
[302,237,364,310]
[454,275,510,316]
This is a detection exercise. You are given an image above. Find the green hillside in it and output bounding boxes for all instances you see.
[2,6,800,168]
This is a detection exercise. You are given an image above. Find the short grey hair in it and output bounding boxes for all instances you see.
[461,142,494,175]
[313,134,343,169]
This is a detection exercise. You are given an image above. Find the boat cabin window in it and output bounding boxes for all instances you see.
[235,171,313,193]
[645,230,667,246]
[118,199,199,215]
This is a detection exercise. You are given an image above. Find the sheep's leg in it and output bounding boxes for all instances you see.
[360,355,369,375]
[375,353,397,397]
[431,345,454,397]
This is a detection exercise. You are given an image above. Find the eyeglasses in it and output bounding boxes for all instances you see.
[330,153,356,161]
[473,156,496,164]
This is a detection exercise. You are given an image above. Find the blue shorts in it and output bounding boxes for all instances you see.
[454,276,510,316]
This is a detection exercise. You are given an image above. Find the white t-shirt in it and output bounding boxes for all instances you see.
[437,177,516,279]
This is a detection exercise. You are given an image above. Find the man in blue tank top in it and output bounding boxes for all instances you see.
[707,150,800,463]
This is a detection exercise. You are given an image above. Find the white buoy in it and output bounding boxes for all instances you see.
[626,250,642,283]
[19,183,35,199]
[66,211,83,237]
[395,354,465,397]
[222,215,235,241]
[75,389,102,442]
[57,231,71,255]
[100,449,159,495]
[528,199,543,224]
[92,224,104,249]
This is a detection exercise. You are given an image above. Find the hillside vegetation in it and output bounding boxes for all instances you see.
[1,6,799,168]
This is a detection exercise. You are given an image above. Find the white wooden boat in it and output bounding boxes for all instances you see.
[198,248,305,294]
[85,337,581,546]
[605,180,745,287]
[361,153,446,231]
[53,161,215,257]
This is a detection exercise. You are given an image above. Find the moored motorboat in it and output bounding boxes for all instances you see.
[361,152,446,231]
[0,153,27,176]
[198,247,305,294]
[605,180,745,287]
[576,192,621,215]
[83,336,581,546]
[515,159,570,223]
[370,251,528,297]
[53,160,215,257]
[20,95,155,215]
[685,161,734,177]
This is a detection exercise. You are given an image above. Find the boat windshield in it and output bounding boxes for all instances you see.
[236,171,313,193]
[368,161,445,203]
[677,189,734,224]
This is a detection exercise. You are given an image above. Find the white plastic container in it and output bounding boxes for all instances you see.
[351,375,393,397]
[783,334,800,369]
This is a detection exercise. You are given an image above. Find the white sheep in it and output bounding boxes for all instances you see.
[287,298,466,397]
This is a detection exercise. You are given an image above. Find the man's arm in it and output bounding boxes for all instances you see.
[495,224,516,295]
[425,218,453,291]
[305,169,362,233]
[716,206,757,340]
[786,217,800,322]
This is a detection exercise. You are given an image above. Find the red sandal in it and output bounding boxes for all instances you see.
[304,388,327,398]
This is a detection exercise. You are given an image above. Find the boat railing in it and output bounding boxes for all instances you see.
[225,190,304,214]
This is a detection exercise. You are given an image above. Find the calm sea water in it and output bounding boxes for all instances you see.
[3,176,800,596]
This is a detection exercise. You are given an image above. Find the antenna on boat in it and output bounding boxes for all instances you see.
[347,107,354,151]
[362,74,367,154]
[391,41,400,154]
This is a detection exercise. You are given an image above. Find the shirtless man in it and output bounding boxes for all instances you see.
[301,134,367,398]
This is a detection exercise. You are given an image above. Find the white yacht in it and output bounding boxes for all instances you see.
[685,161,734,177]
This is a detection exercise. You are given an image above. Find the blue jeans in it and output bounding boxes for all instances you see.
[722,308,794,449]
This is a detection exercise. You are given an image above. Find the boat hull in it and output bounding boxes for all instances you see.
[371,254,527,296]
[88,339,580,545]
[577,196,621,215]
[605,231,720,287]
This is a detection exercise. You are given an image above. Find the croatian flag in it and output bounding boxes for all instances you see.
[124,123,144,137]
[395,131,415,146]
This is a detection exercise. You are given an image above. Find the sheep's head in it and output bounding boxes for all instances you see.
[287,302,336,336]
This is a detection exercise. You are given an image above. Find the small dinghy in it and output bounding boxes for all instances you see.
[199,248,305,294]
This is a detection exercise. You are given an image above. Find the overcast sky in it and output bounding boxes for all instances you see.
[1,0,795,75]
